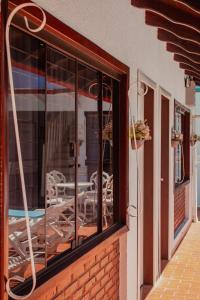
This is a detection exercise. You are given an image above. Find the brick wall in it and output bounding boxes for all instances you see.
[28,231,125,300]
[174,186,186,232]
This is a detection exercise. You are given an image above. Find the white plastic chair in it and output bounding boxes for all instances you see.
[84,171,110,220]
[8,201,75,275]
[103,175,113,227]
[49,170,67,197]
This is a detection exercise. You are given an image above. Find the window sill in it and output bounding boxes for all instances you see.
[11,223,128,298]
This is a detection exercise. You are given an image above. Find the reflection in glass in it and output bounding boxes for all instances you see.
[8,27,118,286]
[8,29,76,285]
[46,48,76,256]
[9,27,46,283]
[77,63,99,240]
[175,111,183,183]
[102,75,113,229]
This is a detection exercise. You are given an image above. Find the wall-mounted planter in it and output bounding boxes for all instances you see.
[129,120,152,151]
[190,134,200,146]
[190,140,197,147]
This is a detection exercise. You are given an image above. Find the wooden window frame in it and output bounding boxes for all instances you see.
[0,0,129,297]
[174,100,190,190]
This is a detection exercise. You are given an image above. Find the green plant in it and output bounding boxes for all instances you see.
[102,121,112,140]
[129,120,152,141]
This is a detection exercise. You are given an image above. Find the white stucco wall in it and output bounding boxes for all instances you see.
[31,1,189,299]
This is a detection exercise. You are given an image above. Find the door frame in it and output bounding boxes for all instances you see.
[137,71,157,300]
[159,89,170,272]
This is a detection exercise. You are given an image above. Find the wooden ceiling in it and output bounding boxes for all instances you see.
[131,0,200,85]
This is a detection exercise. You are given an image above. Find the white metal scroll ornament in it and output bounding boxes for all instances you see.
[5,3,46,299]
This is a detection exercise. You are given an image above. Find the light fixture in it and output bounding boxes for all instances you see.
[185,75,193,88]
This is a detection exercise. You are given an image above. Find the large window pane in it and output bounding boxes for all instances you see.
[102,75,114,229]
[9,28,46,284]
[175,110,183,183]
[46,48,76,257]
[7,26,120,287]
[77,63,99,240]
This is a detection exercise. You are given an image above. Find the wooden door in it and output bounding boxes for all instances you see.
[160,95,169,270]
[141,86,154,299]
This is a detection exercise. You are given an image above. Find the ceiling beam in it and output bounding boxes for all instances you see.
[146,11,200,45]
[179,63,200,77]
[132,0,200,33]
[174,0,200,13]
[185,70,200,81]
[158,29,200,55]
[131,0,200,85]
[174,54,200,72]
[166,44,200,63]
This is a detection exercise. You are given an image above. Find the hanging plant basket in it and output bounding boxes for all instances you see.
[102,121,112,141]
[190,139,197,147]
[131,139,144,150]
[190,134,200,146]
[129,120,152,151]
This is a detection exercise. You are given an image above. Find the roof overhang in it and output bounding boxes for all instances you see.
[131,0,200,86]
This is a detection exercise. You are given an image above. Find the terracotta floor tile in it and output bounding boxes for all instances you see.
[146,223,200,300]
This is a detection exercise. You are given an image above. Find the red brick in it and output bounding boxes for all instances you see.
[82,293,90,300]
[105,261,114,274]
[109,248,119,261]
[72,287,84,300]
[85,277,96,293]
[43,287,57,299]
[105,279,113,292]
[56,274,73,293]
[105,244,114,254]
[109,266,119,278]
[54,293,65,300]
[95,288,105,300]
[100,255,109,268]
[64,282,79,297]
[113,240,119,249]
[108,284,118,298]
[96,269,105,281]
[95,249,107,262]
[78,271,90,287]
[90,263,101,277]
[90,282,101,298]
[101,274,110,287]
[84,256,96,271]
[72,265,85,281]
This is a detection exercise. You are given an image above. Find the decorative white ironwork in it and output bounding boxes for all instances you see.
[5,3,46,299]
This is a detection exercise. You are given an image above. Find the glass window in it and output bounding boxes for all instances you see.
[174,104,190,185]
[102,75,113,229]
[77,63,99,240]
[174,110,183,183]
[8,27,120,288]
[9,27,46,281]
[46,48,76,256]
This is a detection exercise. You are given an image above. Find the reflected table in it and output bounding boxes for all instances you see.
[56,182,94,191]
[56,182,95,223]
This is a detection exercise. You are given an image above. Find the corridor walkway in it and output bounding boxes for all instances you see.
[147,223,200,300]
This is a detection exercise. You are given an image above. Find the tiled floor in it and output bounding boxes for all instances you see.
[147,223,200,300]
